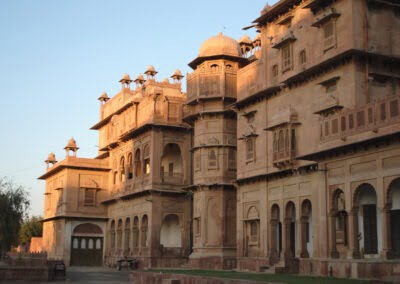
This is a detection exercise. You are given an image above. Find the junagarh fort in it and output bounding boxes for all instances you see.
[38,0,400,280]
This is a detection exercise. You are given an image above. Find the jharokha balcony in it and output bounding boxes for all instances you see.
[320,95,400,143]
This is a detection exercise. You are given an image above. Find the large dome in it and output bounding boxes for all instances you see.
[199,32,242,58]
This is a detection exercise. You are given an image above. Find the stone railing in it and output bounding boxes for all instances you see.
[161,172,183,185]
[320,95,400,143]
[273,149,296,167]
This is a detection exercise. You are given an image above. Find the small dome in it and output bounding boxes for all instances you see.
[162,78,169,84]
[146,65,156,73]
[45,152,57,164]
[120,73,132,82]
[145,65,158,76]
[64,137,78,150]
[134,74,146,84]
[98,92,109,101]
[254,33,261,41]
[172,69,183,77]
[239,35,252,45]
[199,32,242,58]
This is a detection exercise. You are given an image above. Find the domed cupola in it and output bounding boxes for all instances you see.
[189,32,246,69]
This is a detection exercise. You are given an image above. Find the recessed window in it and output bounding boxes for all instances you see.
[281,43,293,72]
[322,20,336,51]
[246,138,255,161]
[299,49,306,65]
[208,149,217,169]
[84,189,96,206]
[272,65,279,78]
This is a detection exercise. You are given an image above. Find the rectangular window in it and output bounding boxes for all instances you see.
[208,149,217,169]
[357,110,365,127]
[380,103,387,121]
[323,20,336,51]
[349,114,354,129]
[332,119,338,134]
[194,150,201,171]
[341,116,346,131]
[390,100,399,118]
[168,163,174,176]
[281,44,292,72]
[246,138,255,161]
[228,148,236,170]
[84,189,96,206]
[325,121,329,136]
[325,81,337,93]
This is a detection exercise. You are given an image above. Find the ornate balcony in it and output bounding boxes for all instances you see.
[320,95,400,143]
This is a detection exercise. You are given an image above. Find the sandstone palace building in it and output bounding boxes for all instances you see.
[39,0,400,279]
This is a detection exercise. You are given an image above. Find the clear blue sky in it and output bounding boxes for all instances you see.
[0,0,278,216]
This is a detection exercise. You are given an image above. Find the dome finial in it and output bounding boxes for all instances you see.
[64,137,79,157]
[45,152,57,169]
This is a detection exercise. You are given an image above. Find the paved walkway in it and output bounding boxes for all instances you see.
[65,266,131,283]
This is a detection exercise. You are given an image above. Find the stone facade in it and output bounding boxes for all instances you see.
[40,0,400,279]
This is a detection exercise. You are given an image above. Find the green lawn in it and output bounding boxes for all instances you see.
[146,269,380,284]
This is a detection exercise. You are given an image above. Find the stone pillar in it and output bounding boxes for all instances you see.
[284,218,293,259]
[269,219,279,263]
[300,216,309,258]
[328,210,339,258]
[349,208,360,259]
[382,206,393,259]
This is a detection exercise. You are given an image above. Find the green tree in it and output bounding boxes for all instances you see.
[0,177,30,257]
[19,216,43,245]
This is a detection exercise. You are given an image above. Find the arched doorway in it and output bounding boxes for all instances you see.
[244,206,260,257]
[300,199,312,258]
[353,183,379,256]
[160,214,181,248]
[70,223,103,266]
[161,143,183,184]
[141,215,148,248]
[132,216,139,254]
[284,201,296,258]
[269,204,282,264]
[124,218,131,256]
[329,189,348,258]
[387,178,400,258]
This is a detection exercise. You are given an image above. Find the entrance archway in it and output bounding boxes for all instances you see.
[352,183,379,257]
[300,199,312,258]
[269,204,282,264]
[387,178,400,258]
[70,223,103,266]
[284,201,296,258]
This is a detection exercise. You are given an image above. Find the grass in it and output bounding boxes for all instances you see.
[145,269,377,284]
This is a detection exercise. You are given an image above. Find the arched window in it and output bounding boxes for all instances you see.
[278,130,284,152]
[127,153,133,179]
[141,215,148,248]
[299,49,307,65]
[117,219,123,249]
[124,218,131,253]
[110,220,115,249]
[134,149,141,177]
[208,149,217,168]
[120,156,125,183]
[132,217,139,248]
[143,144,150,175]
[272,64,279,78]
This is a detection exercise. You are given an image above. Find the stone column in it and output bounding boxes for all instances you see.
[300,216,309,258]
[328,210,339,258]
[269,219,279,263]
[349,208,360,259]
[382,206,393,259]
[284,218,293,259]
